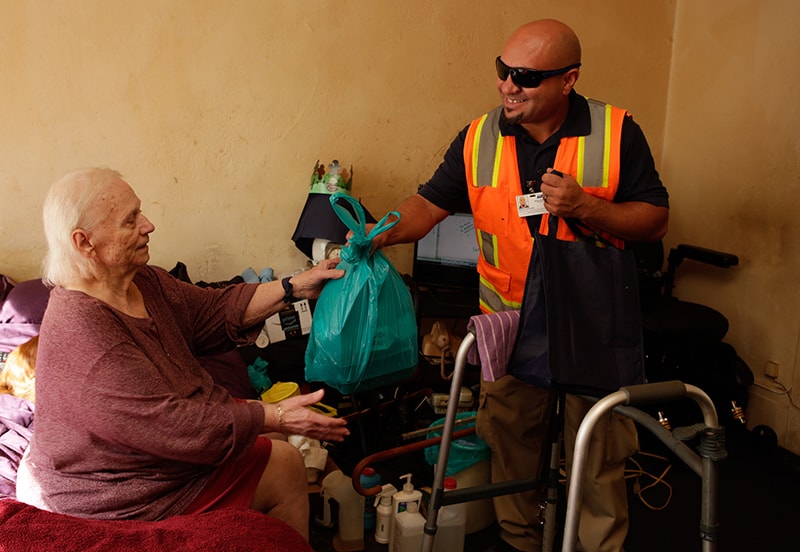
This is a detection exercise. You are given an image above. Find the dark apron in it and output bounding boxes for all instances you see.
[508,215,645,396]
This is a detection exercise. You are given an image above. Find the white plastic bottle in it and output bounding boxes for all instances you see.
[392,500,426,552]
[318,469,364,551]
[374,483,397,545]
[433,477,466,552]
[390,473,423,547]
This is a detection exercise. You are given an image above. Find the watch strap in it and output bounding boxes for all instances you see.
[281,276,300,304]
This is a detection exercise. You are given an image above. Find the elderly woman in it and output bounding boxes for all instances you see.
[16,167,349,540]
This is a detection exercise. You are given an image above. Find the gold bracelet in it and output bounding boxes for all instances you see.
[276,402,288,435]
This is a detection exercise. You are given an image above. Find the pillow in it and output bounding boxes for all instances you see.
[0,279,51,353]
[0,394,35,499]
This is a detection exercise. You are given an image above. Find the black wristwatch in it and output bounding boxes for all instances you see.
[281,276,300,304]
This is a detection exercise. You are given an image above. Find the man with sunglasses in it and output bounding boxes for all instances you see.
[370,19,668,552]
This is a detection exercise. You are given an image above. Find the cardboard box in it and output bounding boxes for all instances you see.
[257,299,313,347]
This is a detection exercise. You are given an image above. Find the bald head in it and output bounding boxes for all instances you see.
[502,19,581,70]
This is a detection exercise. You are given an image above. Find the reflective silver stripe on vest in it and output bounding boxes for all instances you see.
[476,102,609,189]
[474,107,504,188]
[478,229,496,267]
[581,99,611,188]
[479,278,519,313]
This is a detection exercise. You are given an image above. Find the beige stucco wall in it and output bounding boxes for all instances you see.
[0,0,672,281]
[664,0,800,453]
[1,1,798,453]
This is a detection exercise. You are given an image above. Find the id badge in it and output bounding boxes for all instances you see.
[516,193,547,217]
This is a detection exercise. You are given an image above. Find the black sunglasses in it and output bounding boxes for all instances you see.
[495,56,581,88]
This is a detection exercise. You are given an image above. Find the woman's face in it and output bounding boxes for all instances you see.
[84,178,155,278]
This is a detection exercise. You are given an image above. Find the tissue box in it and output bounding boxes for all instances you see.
[262,299,313,345]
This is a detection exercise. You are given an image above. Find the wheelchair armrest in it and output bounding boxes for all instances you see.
[668,244,739,269]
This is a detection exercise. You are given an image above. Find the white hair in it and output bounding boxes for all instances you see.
[41,167,123,287]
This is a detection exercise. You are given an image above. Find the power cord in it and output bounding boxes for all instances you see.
[752,379,798,409]
[625,451,674,511]
[556,450,674,510]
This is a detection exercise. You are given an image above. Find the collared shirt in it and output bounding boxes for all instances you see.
[419,90,669,216]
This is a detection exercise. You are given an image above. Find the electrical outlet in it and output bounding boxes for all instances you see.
[765,360,780,379]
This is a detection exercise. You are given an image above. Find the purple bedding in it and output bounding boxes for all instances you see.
[0,393,34,499]
[0,278,50,353]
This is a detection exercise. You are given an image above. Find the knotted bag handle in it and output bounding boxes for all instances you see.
[329,192,400,263]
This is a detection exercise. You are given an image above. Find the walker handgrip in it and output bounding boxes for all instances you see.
[621,380,687,405]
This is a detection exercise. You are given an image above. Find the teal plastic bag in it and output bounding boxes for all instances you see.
[304,193,418,395]
[424,411,490,477]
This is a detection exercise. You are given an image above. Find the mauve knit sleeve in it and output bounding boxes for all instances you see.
[145,267,261,357]
[71,339,265,467]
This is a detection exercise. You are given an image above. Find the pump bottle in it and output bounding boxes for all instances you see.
[392,500,425,552]
[374,483,397,544]
[390,473,423,547]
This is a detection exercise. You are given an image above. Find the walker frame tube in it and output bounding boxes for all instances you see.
[421,331,549,552]
[421,331,474,552]
[562,382,723,552]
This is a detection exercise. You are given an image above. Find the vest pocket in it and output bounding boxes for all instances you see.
[478,259,512,293]
[470,186,510,238]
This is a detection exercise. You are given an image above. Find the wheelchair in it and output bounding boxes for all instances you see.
[631,241,754,428]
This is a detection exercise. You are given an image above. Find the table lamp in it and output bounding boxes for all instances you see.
[291,160,375,264]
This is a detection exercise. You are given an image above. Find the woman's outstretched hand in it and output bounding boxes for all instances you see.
[265,389,349,442]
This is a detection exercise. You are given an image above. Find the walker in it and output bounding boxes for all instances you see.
[421,319,726,552]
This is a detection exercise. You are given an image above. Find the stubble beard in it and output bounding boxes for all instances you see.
[500,109,524,127]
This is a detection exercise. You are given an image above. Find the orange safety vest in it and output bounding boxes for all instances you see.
[464,99,627,314]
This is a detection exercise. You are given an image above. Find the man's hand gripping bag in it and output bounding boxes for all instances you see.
[304,193,418,395]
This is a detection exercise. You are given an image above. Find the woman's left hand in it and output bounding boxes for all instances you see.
[268,389,349,442]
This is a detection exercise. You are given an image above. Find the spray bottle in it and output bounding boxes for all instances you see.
[374,483,398,544]
[390,473,422,548]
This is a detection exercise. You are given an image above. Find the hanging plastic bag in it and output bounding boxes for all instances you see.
[304,193,418,395]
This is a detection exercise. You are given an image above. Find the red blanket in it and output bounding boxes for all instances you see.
[0,499,312,551]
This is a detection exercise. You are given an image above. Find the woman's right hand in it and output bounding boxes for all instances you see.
[289,258,345,302]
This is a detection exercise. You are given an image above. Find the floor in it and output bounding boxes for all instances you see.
[307,407,800,552]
